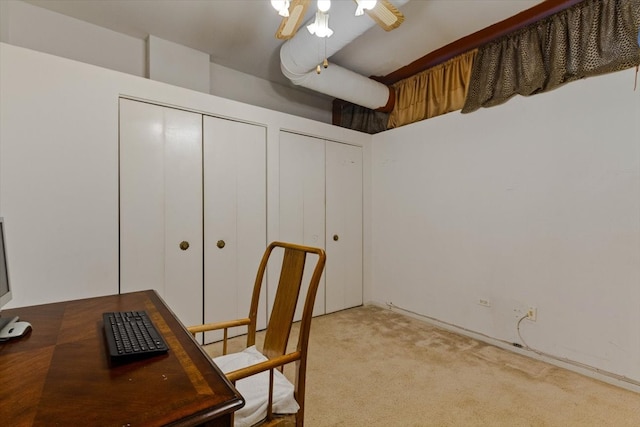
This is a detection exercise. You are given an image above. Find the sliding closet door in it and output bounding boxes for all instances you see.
[119,99,203,328]
[203,116,266,342]
[326,141,363,313]
[279,132,326,319]
[278,133,363,318]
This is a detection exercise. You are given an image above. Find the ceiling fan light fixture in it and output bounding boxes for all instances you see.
[271,0,290,17]
[275,0,309,39]
[355,0,377,16]
[317,0,331,13]
[307,11,333,38]
[366,0,404,31]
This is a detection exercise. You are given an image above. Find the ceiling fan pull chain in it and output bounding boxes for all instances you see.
[323,36,329,69]
[315,33,328,74]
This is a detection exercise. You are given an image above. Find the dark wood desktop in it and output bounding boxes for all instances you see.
[0,290,244,426]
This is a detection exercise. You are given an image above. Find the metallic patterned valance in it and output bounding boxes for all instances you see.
[462,0,640,113]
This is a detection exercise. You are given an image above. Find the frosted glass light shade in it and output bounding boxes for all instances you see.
[317,0,331,12]
[307,11,333,38]
[355,0,377,16]
[271,0,290,17]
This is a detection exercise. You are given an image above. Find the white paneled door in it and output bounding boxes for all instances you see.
[120,100,267,339]
[203,116,267,342]
[326,142,363,313]
[278,131,363,318]
[279,132,326,319]
[119,99,203,328]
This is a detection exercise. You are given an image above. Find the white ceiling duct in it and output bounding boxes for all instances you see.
[280,0,410,111]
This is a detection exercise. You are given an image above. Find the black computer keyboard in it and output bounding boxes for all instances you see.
[103,310,169,362]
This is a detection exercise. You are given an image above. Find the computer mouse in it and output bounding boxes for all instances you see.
[5,321,32,338]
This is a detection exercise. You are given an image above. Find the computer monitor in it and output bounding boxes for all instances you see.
[0,217,12,309]
[0,217,31,340]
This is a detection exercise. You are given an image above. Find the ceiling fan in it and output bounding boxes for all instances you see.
[272,0,405,40]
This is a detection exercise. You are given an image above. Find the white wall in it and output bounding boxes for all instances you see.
[0,0,332,124]
[0,0,146,76]
[148,35,211,93]
[0,43,370,307]
[209,63,333,124]
[371,69,640,388]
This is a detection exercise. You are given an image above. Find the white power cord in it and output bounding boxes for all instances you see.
[516,314,640,386]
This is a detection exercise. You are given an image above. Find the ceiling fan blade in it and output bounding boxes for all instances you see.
[276,0,311,39]
[366,0,405,31]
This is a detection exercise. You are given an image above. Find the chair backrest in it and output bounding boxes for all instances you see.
[245,242,325,425]
[263,246,306,359]
[246,242,326,359]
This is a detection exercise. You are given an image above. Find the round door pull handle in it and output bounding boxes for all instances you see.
[217,240,226,249]
[333,234,339,241]
[179,241,190,250]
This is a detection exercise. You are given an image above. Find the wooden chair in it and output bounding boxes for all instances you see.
[188,241,326,427]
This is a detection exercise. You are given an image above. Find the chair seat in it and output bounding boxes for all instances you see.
[214,346,300,427]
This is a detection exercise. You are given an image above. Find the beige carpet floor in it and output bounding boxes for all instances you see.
[205,305,640,426]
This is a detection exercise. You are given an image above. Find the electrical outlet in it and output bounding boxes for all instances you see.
[478,298,491,307]
[526,307,537,321]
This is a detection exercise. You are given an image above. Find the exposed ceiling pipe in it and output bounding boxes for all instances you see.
[280,0,410,111]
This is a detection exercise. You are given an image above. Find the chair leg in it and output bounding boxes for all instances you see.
[267,369,274,421]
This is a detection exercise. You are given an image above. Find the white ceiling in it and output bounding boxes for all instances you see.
[24,0,541,87]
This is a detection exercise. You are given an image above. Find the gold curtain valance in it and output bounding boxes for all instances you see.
[388,50,477,129]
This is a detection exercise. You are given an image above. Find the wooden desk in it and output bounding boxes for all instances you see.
[0,290,244,426]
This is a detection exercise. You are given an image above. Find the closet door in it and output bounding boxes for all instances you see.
[119,99,203,328]
[278,132,326,319]
[203,116,266,342]
[326,142,363,313]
